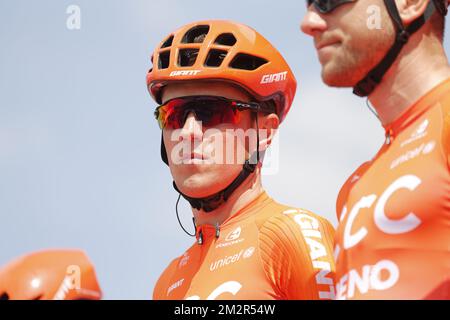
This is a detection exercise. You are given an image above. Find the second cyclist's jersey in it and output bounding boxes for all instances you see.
[153,192,336,300]
[335,78,450,300]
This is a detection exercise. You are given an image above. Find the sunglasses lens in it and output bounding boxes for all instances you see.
[155,99,182,129]
[308,0,354,13]
[155,106,167,129]
[194,100,240,127]
[155,98,241,129]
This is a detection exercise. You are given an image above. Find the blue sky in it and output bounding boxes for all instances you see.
[1,0,448,299]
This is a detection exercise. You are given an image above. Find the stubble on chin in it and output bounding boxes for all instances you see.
[320,46,371,87]
[320,28,394,88]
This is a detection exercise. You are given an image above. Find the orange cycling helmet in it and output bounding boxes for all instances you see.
[146,20,297,123]
[0,249,102,300]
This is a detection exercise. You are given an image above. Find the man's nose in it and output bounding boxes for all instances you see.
[180,112,203,141]
[301,6,327,36]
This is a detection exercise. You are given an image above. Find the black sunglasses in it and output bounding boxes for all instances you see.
[154,96,275,130]
[306,0,356,14]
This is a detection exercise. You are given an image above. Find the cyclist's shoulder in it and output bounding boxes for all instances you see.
[153,243,197,293]
[253,202,336,292]
[153,242,200,299]
[253,199,335,245]
[152,256,180,300]
[274,206,335,236]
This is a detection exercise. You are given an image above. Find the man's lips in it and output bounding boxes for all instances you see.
[315,40,340,51]
[314,39,341,63]
[180,152,208,161]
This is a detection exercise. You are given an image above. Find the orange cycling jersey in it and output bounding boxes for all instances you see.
[335,78,450,300]
[153,192,336,300]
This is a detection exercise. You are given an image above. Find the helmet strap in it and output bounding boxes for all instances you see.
[160,133,169,165]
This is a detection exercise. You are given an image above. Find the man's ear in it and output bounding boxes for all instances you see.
[258,113,280,152]
[396,0,430,25]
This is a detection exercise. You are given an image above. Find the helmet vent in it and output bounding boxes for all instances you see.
[214,33,237,46]
[179,49,199,67]
[0,292,9,300]
[182,25,210,44]
[230,53,268,71]
[158,51,170,69]
[205,49,227,67]
[161,35,174,48]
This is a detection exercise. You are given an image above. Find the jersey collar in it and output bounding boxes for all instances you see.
[194,191,271,244]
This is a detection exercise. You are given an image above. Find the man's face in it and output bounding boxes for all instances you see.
[301,0,394,87]
[160,82,258,199]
